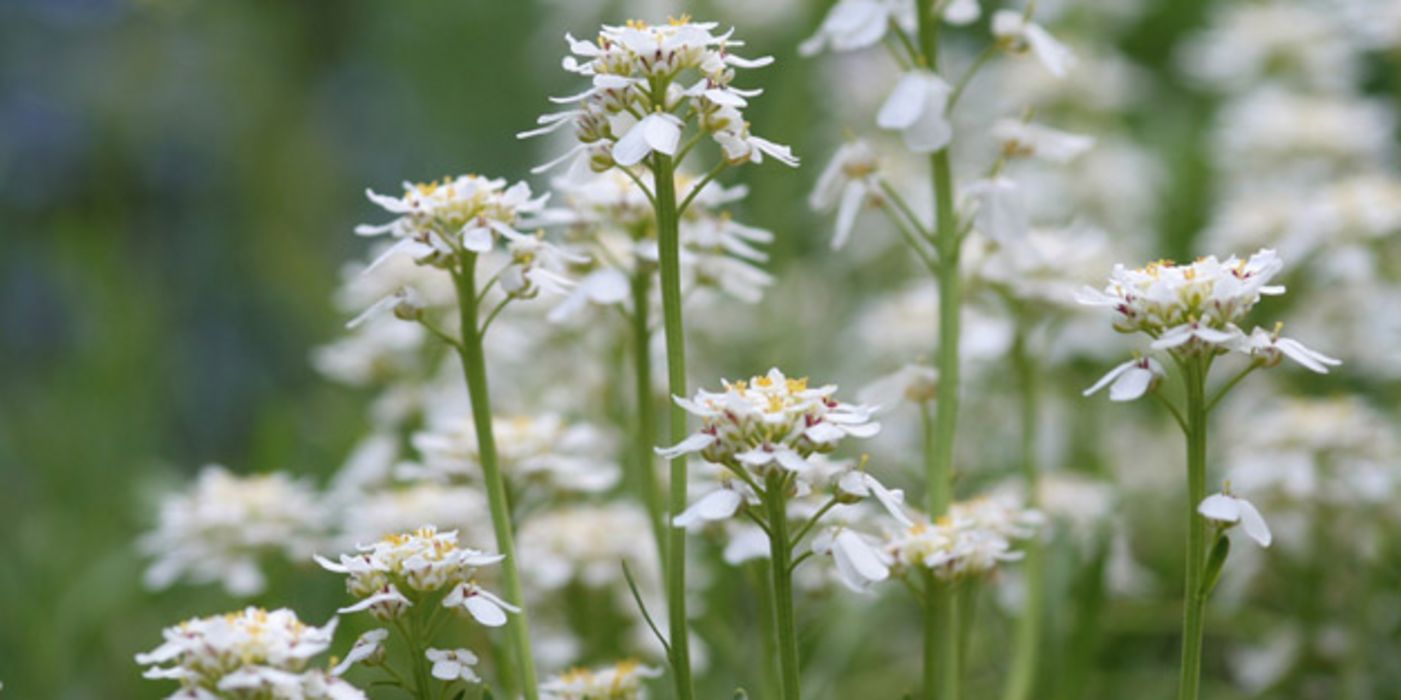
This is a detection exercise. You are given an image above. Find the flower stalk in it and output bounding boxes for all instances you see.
[651,149,697,700]
[764,471,802,700]
[1003,323,1044,700]
[628,265,667,557]
[451,255,538,700]
[1178,357,1210,700]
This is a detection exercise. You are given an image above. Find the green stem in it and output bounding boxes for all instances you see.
[923,577,959,700]
[628,269,667,558]
[451,257,538,700]
[651,150,696,700]
[765,472,802,700]
[1002,324,1043,700]
[1178,358,1209,700]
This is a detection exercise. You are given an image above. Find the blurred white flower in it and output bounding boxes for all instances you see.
[540,660,663,700]
[518,503,660,592]
[1229,325,1341,373]
[136,608,364,700]
[991,119,1094,163]
[1199,492,1273,547]
[140,466,329,597]
[799,0,912,55]
[877,70,954,153]
[992,10,1075,78]
[356,176,548,268]
[426,648,481,683]
[885,495,1041,581]
[964,177,1028,243]
[331,629,388,677]
[858,363,938,408]
[811,526,892,592]
[411,413,620,494]
[810,139,882,250]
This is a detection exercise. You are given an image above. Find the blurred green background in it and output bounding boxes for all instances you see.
[4,0,1389,698]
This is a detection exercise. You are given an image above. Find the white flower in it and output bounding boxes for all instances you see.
[331,630,388,676]
[964,177,1028,243]
[139,466,328,597]
[136,608,365,700]
[991,119,1094,163]
[524,19,793,173]
[657,368,880,474]
[1230,325,1341,374]
[540,660,663,700]
[1199,492,1273,547]
[809,140,882,250]
[316,526,512,625]
[1083,357,1166,402]
[799,0,911,56]
[411,413,620,494]
[992,10,1075,78]
[877,70,953,153]
[356,176,547,267]
[884,495,1041,581]
[812,527,892,592]
[672,486,746,530]
[518,503,660,591]
[425,648,482,683]
[442,582,522,627]
[1076,249,1285,346]
[857,363,938,408]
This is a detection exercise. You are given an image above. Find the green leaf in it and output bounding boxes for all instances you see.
[1199,533,1231,598]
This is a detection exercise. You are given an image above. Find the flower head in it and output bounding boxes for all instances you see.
[541,660,663,700]
[885,495,1041,581]
[426,648,482,683]
[315,526,515,626]
[140,466,328,597]
[657,368,880,475]
[810,139,883,250]
[136,607,364,699]
[523,18,795,172]
[357,176,547,267]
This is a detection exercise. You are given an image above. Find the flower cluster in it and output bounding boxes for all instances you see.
[315,526,517,626]
[884,496,1042,582]
[658,367,880,475]
[1078,248,1339,400]
[410,413,620,494]
[357,175,548,268]
[522,18,796,171]
[540,660,663,700]
[139,465,328,597]
[135,607,364,699]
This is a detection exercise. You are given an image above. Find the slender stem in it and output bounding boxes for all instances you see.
[877,179,933,242]
[765,471,802,700]
[1204,360,1261,414]
[789,496,842,551]
[881,203,940,275]
[1002,323,1043,700]
[1178,358,1209,700]
[451,257,538,700]
[916,4,965,698]
[391,616,432,700]
[923,576,959,700]
[677,161,728,217]
[651,149,696,700]
[628,270,667,558]
[753,561,782,700]
[948,46,997,110]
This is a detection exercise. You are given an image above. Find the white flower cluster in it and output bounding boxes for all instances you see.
[140,465,328,597]
[1078,249,1339,400]
[518,503,659,592]
[315,526,517,626]
[540,660,663,700]
[549,169,774,318]
[885,496,1042,582]
[658,367,880,475]
[523,18,796,171]
[135,607,364,700]
[410,413,620,494]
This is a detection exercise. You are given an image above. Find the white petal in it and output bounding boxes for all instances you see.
[877,71,934,129]
[1108,366,1154,402]
[463,596,508,627]
[461,226,494,253]
[1025,24,1075,78]
[831,182,866,250]
[1235,499,1273,547]
[673,489,743,529]
[1197,494,1241,523]
[1082,360,1133,397]
[655,432,716,459]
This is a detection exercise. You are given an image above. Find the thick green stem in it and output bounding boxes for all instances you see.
[923,577,959,700]
[765,472,801,700]
[1178,359,1209,700]
[452,258,538,700]
[628,269,667,558]
[1002,325,1043,700]
[651,151,696,700]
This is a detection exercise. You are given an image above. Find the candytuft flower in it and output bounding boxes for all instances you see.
[877,70,954,153]
[991,9,1075,78]
[1083,357,1166,402]
[136,607,365,699]
[809,139,882,250]
[540,660,663,700]
[357,175,548,267]
[315,526,515,626]
[1199,491,1273,547]
[426,648,482,683]
[523,18,796,173]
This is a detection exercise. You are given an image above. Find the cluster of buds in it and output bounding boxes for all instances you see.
[135,607,364,699]
[315,526,517,626]
[521,17,796,172]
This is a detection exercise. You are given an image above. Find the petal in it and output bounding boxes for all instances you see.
[831,182,866,250]
[463,595,508,627]
[673,489,743,529]
[877,71,934,129]
[1082,360,1133,397]
[1108,366,1154,402]
[641,113,683,156]
[655,432,716,459]
[461,226,494,253]
[1197,494,1241,523]
[1235,499,1273,547]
